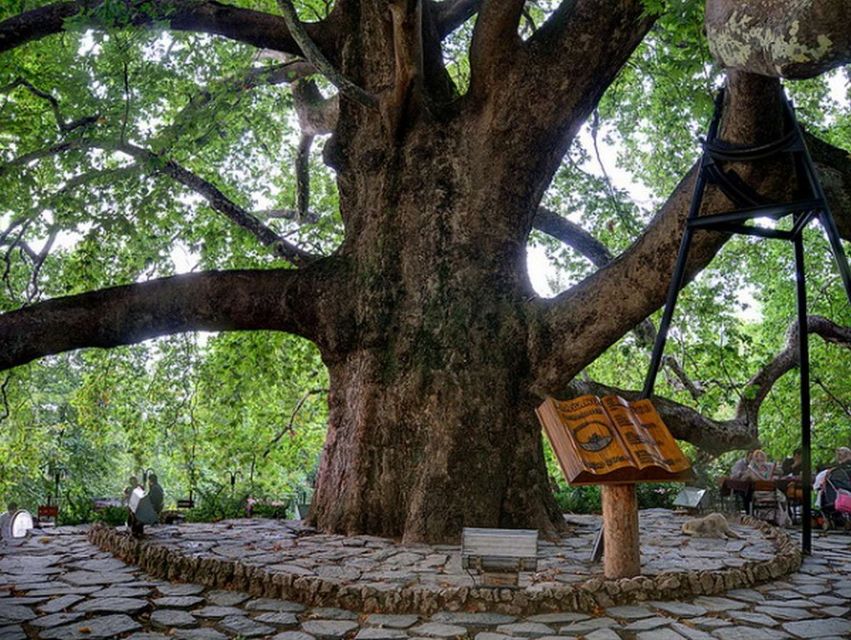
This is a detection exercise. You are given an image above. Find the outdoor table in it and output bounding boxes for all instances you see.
[719,476,803,520]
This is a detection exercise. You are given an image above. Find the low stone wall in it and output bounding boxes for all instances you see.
[88,515,800,615]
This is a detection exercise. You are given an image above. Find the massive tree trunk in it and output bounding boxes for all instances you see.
[304,0,656,542]
[1,0,850,543]
[312,118,563,541]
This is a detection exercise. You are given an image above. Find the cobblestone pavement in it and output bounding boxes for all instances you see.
[93,510,775,589]
[2,520,851,640]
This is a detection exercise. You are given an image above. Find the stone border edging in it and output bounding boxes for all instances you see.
[88,515,800,615]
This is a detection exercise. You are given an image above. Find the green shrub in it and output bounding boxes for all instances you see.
[250,502,289,519]
[553,482,680,514]
[636,482,679,509]
[93,505,128,526]
[555,485,601,513]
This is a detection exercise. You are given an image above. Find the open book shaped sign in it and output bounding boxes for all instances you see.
[537,395,692,485]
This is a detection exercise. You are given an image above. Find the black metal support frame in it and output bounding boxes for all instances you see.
[641,88,851,555]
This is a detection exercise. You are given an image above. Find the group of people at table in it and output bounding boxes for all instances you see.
[726,446,851,528]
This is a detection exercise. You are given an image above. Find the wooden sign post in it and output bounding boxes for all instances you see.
[601,484,640,578]
[536,394,692,580]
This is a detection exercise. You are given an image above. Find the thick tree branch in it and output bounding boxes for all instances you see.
[530,72,851,393]
[1,139,318,265]
[460,0,653,237]
[468,0,524,97]
[387,0,425,126]
[0,266,339,371]
[532,205,696,392]
[737,316,851,426]
[705,0,851,79]
[432,0,481,38]
[504,0,652,127]
[276,0,377,110]
[568,316,851,453]
[0,0,338,57]
[290,79,336,222]
[806,133,851,241]
[2,77,99,133]
[532,206,613,267]
[295,133,314,222]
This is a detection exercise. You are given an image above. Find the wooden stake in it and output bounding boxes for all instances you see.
[601,483,640,579]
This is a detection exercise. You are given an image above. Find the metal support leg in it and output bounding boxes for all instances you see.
[817,210,851,305]
[791,101,851,304]
[794,233,812,555]
[641,166,708,399]
[641,226,695,399]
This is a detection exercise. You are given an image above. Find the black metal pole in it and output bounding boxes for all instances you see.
[641,172,706,399]
[787,99,851,304]
[641,226,695,399]
[794,232,812,555]
[816,210,851,305]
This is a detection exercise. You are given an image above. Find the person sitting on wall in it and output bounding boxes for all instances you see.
[147,473,164,517]
[127,474,163,538]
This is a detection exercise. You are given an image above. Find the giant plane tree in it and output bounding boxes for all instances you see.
[0,0,850,542]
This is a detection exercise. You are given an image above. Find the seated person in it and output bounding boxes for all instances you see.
[747,450,789,526]
[123,476,140,505]
[147,474,164,516]
[746,449,776,480]
[821,448,851,520]
[730,450,755,480]
[781,448,802,476]
[727,450,755,513]
[127,474,164,538]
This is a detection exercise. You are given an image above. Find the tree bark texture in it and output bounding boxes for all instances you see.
[705,0,851,78]
[1,0,850,543]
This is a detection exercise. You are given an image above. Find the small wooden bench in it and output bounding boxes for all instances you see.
[461,528,538,587]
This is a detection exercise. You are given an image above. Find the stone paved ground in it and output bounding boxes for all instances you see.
[2,520,851,640]
[96,510,775,590]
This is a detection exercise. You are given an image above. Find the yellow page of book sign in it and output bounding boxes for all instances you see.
[552,396,634,477]
[627,398,690,473]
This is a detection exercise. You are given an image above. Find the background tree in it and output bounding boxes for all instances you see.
[0,0,849,542]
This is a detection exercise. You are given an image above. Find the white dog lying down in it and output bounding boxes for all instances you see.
[681,512,743,540]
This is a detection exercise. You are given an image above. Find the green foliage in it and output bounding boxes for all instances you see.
[0,0,848,523]
[636,483,679,510]
[183,490,249,523]
[0,12,334,512]
[553,483,678,514]
[93,505,129,527]
[555,485,601,514]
